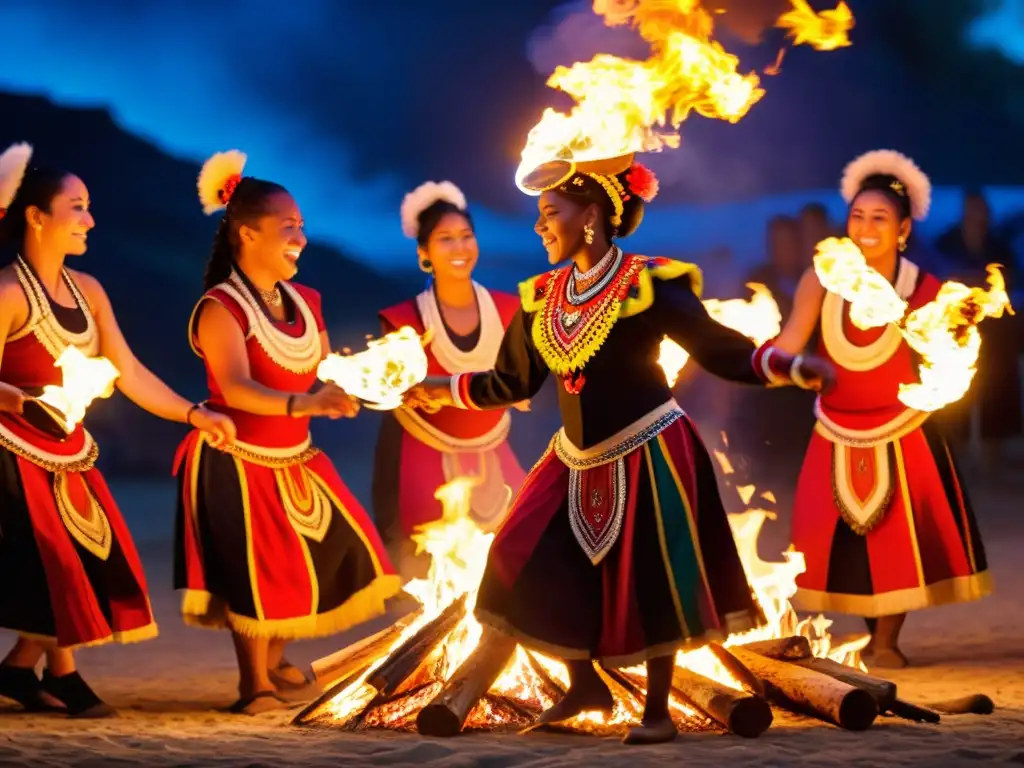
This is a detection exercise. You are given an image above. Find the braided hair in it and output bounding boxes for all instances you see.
[203,177,288,290]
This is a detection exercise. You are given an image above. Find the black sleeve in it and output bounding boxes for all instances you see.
[649,273,763,385]
[465,307,550,408]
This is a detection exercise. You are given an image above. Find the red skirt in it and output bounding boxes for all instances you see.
[0,415,156,649]
[792,419,991,617]
[174,430,400,639]
[475,414,764,667]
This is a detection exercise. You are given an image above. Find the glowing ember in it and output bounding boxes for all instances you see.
[317,326,429,411]
[776,0,854,51]
[34,347,119,432]
[659,283,782,386]
[814,237,1014,411]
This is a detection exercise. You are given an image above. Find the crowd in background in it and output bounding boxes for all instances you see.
[677,192,1024,514]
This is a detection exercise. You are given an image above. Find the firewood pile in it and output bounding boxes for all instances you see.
[292,607,994,737]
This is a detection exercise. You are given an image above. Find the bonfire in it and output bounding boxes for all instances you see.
[292,434,991,737]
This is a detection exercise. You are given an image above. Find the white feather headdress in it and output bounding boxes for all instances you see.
[400,181,467,239]
[197,149,247,215]
[840,149,931,221]
[0,142,33,213]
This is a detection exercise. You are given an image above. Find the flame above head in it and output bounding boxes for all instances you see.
[317,326,430,411]
[776,0,854,51]
[516,0,854,194]
[658,283,782,386]
[35,347,120,432]
[813,238,1014,412]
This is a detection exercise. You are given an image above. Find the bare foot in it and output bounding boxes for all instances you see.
[533,681,614,727]
[867,647,908,669]
[623,716,677,745]
[228,690,293,715]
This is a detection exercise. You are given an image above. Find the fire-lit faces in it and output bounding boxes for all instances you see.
[847,190,911,264]
[421,212,478,282]
[535,190,596,265]
[238,191,307,282]
[25,175,94,257]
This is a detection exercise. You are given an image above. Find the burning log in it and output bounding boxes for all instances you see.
[416,629,518,737]
[708,642,766,697]
[368,594,467,696]
[671,665,773,738]
[790,656,897,711]
[727,646,878,731]
[733,636,812,661]
[311,606,425,687]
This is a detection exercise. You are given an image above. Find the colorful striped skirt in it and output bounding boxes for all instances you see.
[475,407,764,667]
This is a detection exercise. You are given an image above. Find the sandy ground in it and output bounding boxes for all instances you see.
[2,470,1023,767]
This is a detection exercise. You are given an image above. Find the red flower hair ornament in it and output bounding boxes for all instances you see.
[624,163,659,203]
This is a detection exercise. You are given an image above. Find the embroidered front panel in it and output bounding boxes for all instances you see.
[274,464,332,542]
[568,457,627,565]
[531,250,647,377]
[219,273,321,374]
[54,472,112,561]
[831,441,897,535]
[555,402,683,470]
[10,257,99,360]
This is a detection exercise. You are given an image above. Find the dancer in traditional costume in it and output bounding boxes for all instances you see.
[373,181,526,580]
[0,143,235,716]
[771,150,991,668]
[174,150,400,714]
[405,156,833,743]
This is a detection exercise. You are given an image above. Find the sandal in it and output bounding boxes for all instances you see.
[269,661,312,691]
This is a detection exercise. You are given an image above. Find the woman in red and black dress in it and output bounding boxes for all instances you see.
[373,181,526,580]
[174,151,400,714]
[0,143,235,716]
[771,150,991,668]
[407,156,833,743]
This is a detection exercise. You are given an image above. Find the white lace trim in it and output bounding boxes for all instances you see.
[415,282,504,373]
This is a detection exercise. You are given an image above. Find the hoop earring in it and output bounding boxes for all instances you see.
[419,258,433,273]
[583,224,594,245]
[897,236,907,253]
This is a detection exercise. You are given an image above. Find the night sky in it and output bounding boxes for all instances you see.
[1,0,1022,270]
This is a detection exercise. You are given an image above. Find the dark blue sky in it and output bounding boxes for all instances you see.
[0,0,1020,271]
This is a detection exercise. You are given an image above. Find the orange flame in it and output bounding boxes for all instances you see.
[317,326,430,411]
[813,237,1014,411]
[35,347,119,432]
[776,0,854,51]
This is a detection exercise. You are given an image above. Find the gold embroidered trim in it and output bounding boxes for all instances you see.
[274,465,332,542]
[0,421,98,473]
[215,436,321,468]
[830,441,897,535]
[53,473,112,561]
[393,406,510,454]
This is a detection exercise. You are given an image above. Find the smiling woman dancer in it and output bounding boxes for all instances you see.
[405,155,834,744]
[173,150,400,714]
[771,150,991,669]
[372,181,526,581]
[0,142,235,717]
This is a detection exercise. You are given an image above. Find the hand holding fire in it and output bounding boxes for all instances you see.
[402,376,454,413]
[790,354,835,393]
[0,383,26,415]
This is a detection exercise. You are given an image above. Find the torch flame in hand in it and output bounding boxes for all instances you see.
[776,0,854,51]
[813,238,1014,411]
[36,347,120,432]
[317,325,429,411]
[659,283,782,386]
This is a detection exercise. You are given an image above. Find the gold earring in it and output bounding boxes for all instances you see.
[897,235,907,252]
[583,224,594,245]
